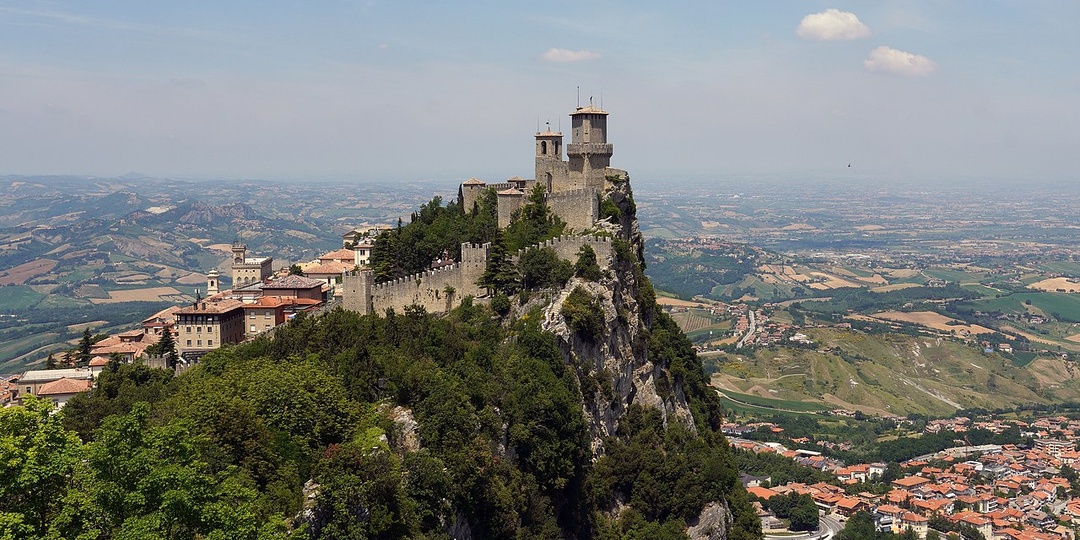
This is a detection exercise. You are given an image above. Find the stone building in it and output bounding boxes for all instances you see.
[460,103,627,231]
[231,241,273,287]
[175,298,246,362]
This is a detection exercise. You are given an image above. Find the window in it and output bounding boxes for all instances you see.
[207,340,213,347]
[186,340,191,346]
[196,327,202,333]
[264,312,270,319]
[186,326,191,333]
[197,340,202,346]
[251,324,256,333]
[250,312,255,319]
[25,386,32,394]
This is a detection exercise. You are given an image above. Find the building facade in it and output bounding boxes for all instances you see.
[175,298,246,361]
[231,241,273,287]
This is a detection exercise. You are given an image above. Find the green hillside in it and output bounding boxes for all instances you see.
[708,327,1080,417]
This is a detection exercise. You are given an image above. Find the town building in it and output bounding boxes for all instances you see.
[175,298,246,362]
[231,241,273,287]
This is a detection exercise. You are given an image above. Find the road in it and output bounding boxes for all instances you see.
[764,514,844,540]
[737,309,757,348]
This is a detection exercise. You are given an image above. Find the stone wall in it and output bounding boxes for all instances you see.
[510,235,613,268]
[342,235,612,316]
[343,243,488,315]
[546,188,599,231]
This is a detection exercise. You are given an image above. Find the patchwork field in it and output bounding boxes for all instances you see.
[0,258,58,285]
[1029,277,1080,293]
[873,311,993,335]
[90,286,183,303]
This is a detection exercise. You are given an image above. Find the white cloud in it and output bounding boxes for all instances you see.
[796,9,870,41]
[864,46,936,77]
[541,48,602,62]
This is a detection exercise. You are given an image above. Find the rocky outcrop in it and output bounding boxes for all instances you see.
[530,179,697,458]
[687,502,735,540]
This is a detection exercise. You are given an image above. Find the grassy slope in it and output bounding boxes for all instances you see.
[710,327,1080,417]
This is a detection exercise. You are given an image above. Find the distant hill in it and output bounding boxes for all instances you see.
[707,327,1080,417]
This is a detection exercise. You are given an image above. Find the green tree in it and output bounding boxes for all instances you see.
[520,246,572,290]
[479,234,519,295]
[504,183,565,251]
[0,397,83,537]
[288,263,304,276]
[574,244,603,281]
[77,327,93,367]
[45,353,57,369]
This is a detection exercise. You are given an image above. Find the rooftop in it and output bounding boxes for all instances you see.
[37,377,93,396]
[264,274,325,290]
[177,298,244,315]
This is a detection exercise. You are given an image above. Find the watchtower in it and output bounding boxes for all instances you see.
[206,269,220,295]
[535,124,568,193]
[567,103,613,190]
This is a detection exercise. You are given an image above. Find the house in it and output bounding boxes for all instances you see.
[241,296,289,337]
[36,377,93,408]
[899,513,928,539]
[260,274,326,303]
[14,368,95,401]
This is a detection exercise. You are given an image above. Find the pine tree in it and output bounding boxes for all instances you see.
[46,353,57,370]
[77,328,93,367]
[157,327,179,369]
[479,234,519,295]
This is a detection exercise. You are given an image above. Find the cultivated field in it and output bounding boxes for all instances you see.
[1029,277,1080,293]
[873,311,994,335]
[90,287,183,303]
[0,258,58,285]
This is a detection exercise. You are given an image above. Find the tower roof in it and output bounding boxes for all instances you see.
[462,177,486,186]
[535,130,562,137]
[571,105,607,116]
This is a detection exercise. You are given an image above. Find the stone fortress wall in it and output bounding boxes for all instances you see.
[343,235,613,315]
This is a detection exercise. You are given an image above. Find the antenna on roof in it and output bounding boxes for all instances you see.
[576,86,580,107]
[536,116,540,132]
[600,92,603,110]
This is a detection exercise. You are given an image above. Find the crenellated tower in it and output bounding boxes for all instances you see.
[567,103,612,190]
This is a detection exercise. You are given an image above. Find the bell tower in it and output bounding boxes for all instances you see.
[534,122,563,193]
[206,269,220,295]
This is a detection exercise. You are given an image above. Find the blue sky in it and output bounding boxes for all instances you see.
[1,1,1077,184]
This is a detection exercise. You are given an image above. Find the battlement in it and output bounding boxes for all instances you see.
[511,234,613,267]
[371,263,461,293]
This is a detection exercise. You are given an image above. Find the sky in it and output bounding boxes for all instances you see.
[1,1,1078,184]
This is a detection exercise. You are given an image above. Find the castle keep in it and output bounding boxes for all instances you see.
[343,103,626,316]
[460,103,628,230]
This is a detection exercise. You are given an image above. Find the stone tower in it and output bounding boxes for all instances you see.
[567,103,612,190]
[207,269,220,295]
[232,241,246,265]
[535,125,568,193]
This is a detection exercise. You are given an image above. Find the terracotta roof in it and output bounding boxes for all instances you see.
[746,486,779,500]
[303,261,353,275]
[89,356,110,367]
[37,377,93,396]
[497,187,524,196]
[263,275,324,289]
[462,177,485,185]
[176,299,244,315]
[143,305,182,324]
[319,249,355,261]
[901,512,928,523]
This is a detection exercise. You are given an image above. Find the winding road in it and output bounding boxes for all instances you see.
[764,514,844,540]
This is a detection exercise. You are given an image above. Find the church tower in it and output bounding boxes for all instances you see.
[567,103,612,190]
[206,269,220,295]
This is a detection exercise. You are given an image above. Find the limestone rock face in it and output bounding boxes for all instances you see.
[537,180,697,458]
[687,502,735,540]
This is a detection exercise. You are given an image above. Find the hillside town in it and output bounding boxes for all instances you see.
[729,415,1080,540]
